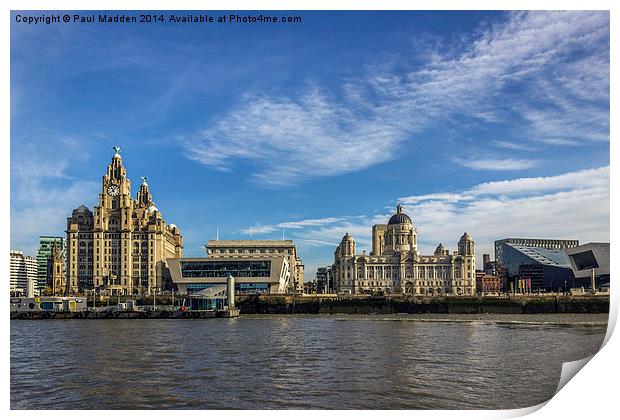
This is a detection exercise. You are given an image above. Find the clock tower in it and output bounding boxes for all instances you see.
[66,147,183,295]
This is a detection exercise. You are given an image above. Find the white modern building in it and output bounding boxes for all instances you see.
[205,240,304,293]
[565,243,610,289]
[168,255,291,295]
[10,250,38,295]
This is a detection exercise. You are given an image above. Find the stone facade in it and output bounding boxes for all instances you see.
[331,206,476,295]
[205,240,304,293]
[47,243,65,295]
[66,148,183,295]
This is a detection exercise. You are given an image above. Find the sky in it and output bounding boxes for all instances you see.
[10,10,610,280]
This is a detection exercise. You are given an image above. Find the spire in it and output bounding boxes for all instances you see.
[397,204,403,214]
[107,146,126,180]
[137,175,153,207]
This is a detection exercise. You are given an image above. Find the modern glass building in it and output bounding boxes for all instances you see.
[494,238,578,266]
[36,236,65,292]
[168,256,290,294]
[495,242,575,291]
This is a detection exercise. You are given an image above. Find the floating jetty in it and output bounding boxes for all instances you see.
[10,295,240,320]
[11,273,241,320]
[10,308,240,320]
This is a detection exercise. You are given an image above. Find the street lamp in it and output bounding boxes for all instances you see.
[564,280,567,295]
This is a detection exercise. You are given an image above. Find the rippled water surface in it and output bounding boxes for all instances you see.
[11,314,608,409]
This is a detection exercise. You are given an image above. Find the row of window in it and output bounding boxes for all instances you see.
[180,260,272,278]
[209,248,293,255]
[186,282,270,294]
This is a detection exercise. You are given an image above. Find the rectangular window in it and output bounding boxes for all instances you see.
[180,260,272,278]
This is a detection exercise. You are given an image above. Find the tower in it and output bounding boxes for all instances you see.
[383,205,416,255]
[66,147,183,296]
[458,232,476,295]
[48,243,65,295]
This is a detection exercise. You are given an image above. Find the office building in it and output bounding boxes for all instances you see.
[36,236,65,293]
[168,255,291,294]
[565,243,610,290]
[331,205,476,295]
[316,267,332,294]
[66,147,183,295]
[495,238,578,266]
[10,250,38,295]
[495,242,574,291]
[205,240,304,293]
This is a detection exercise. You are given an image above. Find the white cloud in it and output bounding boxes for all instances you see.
[469,166,609,196]
[493,140,537,152]
[454,157,540,171]
[186,90,405,186]
[269,167,609,279]
[239,216,354,235]
[184,11,609,185]
[10,134,99,256]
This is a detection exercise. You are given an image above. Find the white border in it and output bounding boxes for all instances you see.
[2,1,616,419]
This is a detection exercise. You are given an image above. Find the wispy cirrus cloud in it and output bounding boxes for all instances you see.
[238,216,357,235]
[184,11,609,185]
[493,140,537,152]
[10,132,100,255]
[454,157,540,171]
[250,167,609,276]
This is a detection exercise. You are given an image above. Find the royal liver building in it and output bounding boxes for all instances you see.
[331,206,476,295]
[65,148,183,295]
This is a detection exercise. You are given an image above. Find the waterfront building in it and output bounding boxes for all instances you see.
[494,238,578,266]
[168,255,291,294]
[10,250,38,295]
[36,236,65,293]
[66,147,183,295]
[495,242,574,292]
[475,272,502,294]
[331,205,476,295]
[565,243,610,290]
[316,267,331,294]
[205,240,304,293]
[304,280,317,294]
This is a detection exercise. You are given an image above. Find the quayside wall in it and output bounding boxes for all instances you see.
[235,295,610,315]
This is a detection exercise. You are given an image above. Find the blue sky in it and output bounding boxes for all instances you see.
[10,11,610,279]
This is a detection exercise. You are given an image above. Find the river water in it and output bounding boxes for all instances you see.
[10,314,608,410]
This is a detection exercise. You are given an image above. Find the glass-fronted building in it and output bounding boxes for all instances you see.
[36,236,65,293]
[495,242,575,291]
[168,256,290,294]
[494,238,578,266]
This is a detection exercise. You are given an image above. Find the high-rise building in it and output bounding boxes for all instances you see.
[316,267,331,294]
[10,250,38,295]
[331,205,476,295]
[36,236,65,293]
[205,240,304,293]
[66,147,183,295]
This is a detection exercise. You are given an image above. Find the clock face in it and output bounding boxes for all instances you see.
[107,184,120,197]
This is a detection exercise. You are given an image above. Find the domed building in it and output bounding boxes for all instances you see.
[331,205,476,296]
